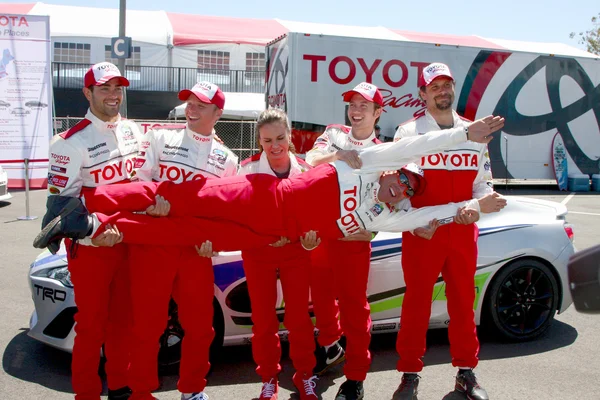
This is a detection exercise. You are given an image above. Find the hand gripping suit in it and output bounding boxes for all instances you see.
[129,125,238,398]
[48,109,140,399]
[393,110,493,372]
[305,124,381,381]
[239,152,316,380]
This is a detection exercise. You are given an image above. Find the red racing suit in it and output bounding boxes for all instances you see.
[82,126,477,250]
[129,124,238,398]
[393,110,493,372]
[305,124,381,381]
[48,109,140,400]
[238,152,316,380]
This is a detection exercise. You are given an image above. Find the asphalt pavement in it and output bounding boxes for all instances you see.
[1,187,599,400]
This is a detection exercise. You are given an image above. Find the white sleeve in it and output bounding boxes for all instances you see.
[135,129,159,182]
[472,144,494,200]
[223,153,239,177]
[393,124,409,141]
[367,200,476,233]
[47,136,84,198]
[305,130,333,165]
[357,127,467,173]
[238,163,251,176]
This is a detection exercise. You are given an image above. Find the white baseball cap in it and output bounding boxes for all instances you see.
[418,62,454,87]
[84,62,129,88]
[178,81,226,110]
[342,82,385,107]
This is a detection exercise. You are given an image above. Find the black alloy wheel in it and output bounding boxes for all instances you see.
[485,259,560,341]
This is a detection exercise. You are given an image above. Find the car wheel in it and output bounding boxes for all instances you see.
[483,259,559,341]
[157,297,225,369]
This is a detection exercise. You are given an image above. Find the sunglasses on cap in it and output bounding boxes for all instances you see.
[398,172,416,197]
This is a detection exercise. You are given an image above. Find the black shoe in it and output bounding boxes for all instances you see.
[313,340,346,376]
[33,196,93,251]
[392,373,420,400]
[455,369,489,400]
[335,379,364,400]
[47,239,62,255]
[108,386,132,400]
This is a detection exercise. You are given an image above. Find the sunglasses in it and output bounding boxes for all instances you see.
[397,172,416,197]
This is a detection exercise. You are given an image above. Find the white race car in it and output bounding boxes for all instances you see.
[28,196,574,366]
[0,166,12,202]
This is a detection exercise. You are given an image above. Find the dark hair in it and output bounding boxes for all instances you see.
[256,108,296,153]
[373,104,382,126]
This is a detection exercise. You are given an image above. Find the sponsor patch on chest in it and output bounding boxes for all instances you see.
[419,151,479,169]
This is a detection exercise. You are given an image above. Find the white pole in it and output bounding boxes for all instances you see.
[18,158,38,221]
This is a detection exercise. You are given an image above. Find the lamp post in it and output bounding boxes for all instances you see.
[118,0,127,117]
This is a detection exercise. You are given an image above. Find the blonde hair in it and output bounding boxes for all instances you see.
[256,108,296,153]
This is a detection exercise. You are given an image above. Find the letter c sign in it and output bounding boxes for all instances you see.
[111,36,131,59]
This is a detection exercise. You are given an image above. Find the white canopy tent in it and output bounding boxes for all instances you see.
[168,92,265,120]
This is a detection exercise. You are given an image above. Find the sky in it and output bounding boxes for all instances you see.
[4,0,599,49]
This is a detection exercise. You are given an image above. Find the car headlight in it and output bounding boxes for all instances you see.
[32,266,73,288]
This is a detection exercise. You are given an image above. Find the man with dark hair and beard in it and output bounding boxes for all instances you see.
[391,63,506,400]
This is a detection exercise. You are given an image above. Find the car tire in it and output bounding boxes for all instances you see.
[483,259,559,341]
[157,296,225,370]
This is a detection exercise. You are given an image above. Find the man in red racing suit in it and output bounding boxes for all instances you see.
[305,82,383,400]
[392,63,506,400]
[35,115,505,256]
[45,62,140,400]
[127,82,238,400]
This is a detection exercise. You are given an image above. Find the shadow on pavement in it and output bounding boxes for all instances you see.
[3,319,578,394]
[441,390,469,399]
[3,329,73,394]
[369,319,577,373]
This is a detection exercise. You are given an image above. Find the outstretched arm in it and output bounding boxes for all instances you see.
[357,116,505,173]
[364,199,480,233]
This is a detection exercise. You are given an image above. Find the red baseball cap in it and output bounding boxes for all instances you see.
[342,82,385,107]
[84,62,129,88]
[418,62,454,88]
[399,163,426,195]
[179,81,226,110]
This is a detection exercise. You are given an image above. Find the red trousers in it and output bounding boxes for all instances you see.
[66,240,131,400]
[325,240,372,381]
[309,244,341,347]
[243,245,315,380]
[83,166,344,249]
[128,246,214,399]
[396,224,480,372]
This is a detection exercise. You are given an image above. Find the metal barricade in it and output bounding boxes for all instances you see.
[52,117,259,161]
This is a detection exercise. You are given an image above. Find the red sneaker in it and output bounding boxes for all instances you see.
[292,372,319,400]
[258,377,278,400]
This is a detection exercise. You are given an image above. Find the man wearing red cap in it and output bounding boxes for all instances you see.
[305,82,384,400]
[127,81,237,400]
[392,63,507,400]
[44,61,140,400]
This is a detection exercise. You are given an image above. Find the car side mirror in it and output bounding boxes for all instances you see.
[568,244,600,314]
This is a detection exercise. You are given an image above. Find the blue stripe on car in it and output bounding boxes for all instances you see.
[30,252,66,268]
[213,260,246,291]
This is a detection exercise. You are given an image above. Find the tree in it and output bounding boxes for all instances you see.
[570,13,600,55]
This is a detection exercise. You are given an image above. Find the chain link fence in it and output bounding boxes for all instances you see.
[53,117,259,162]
